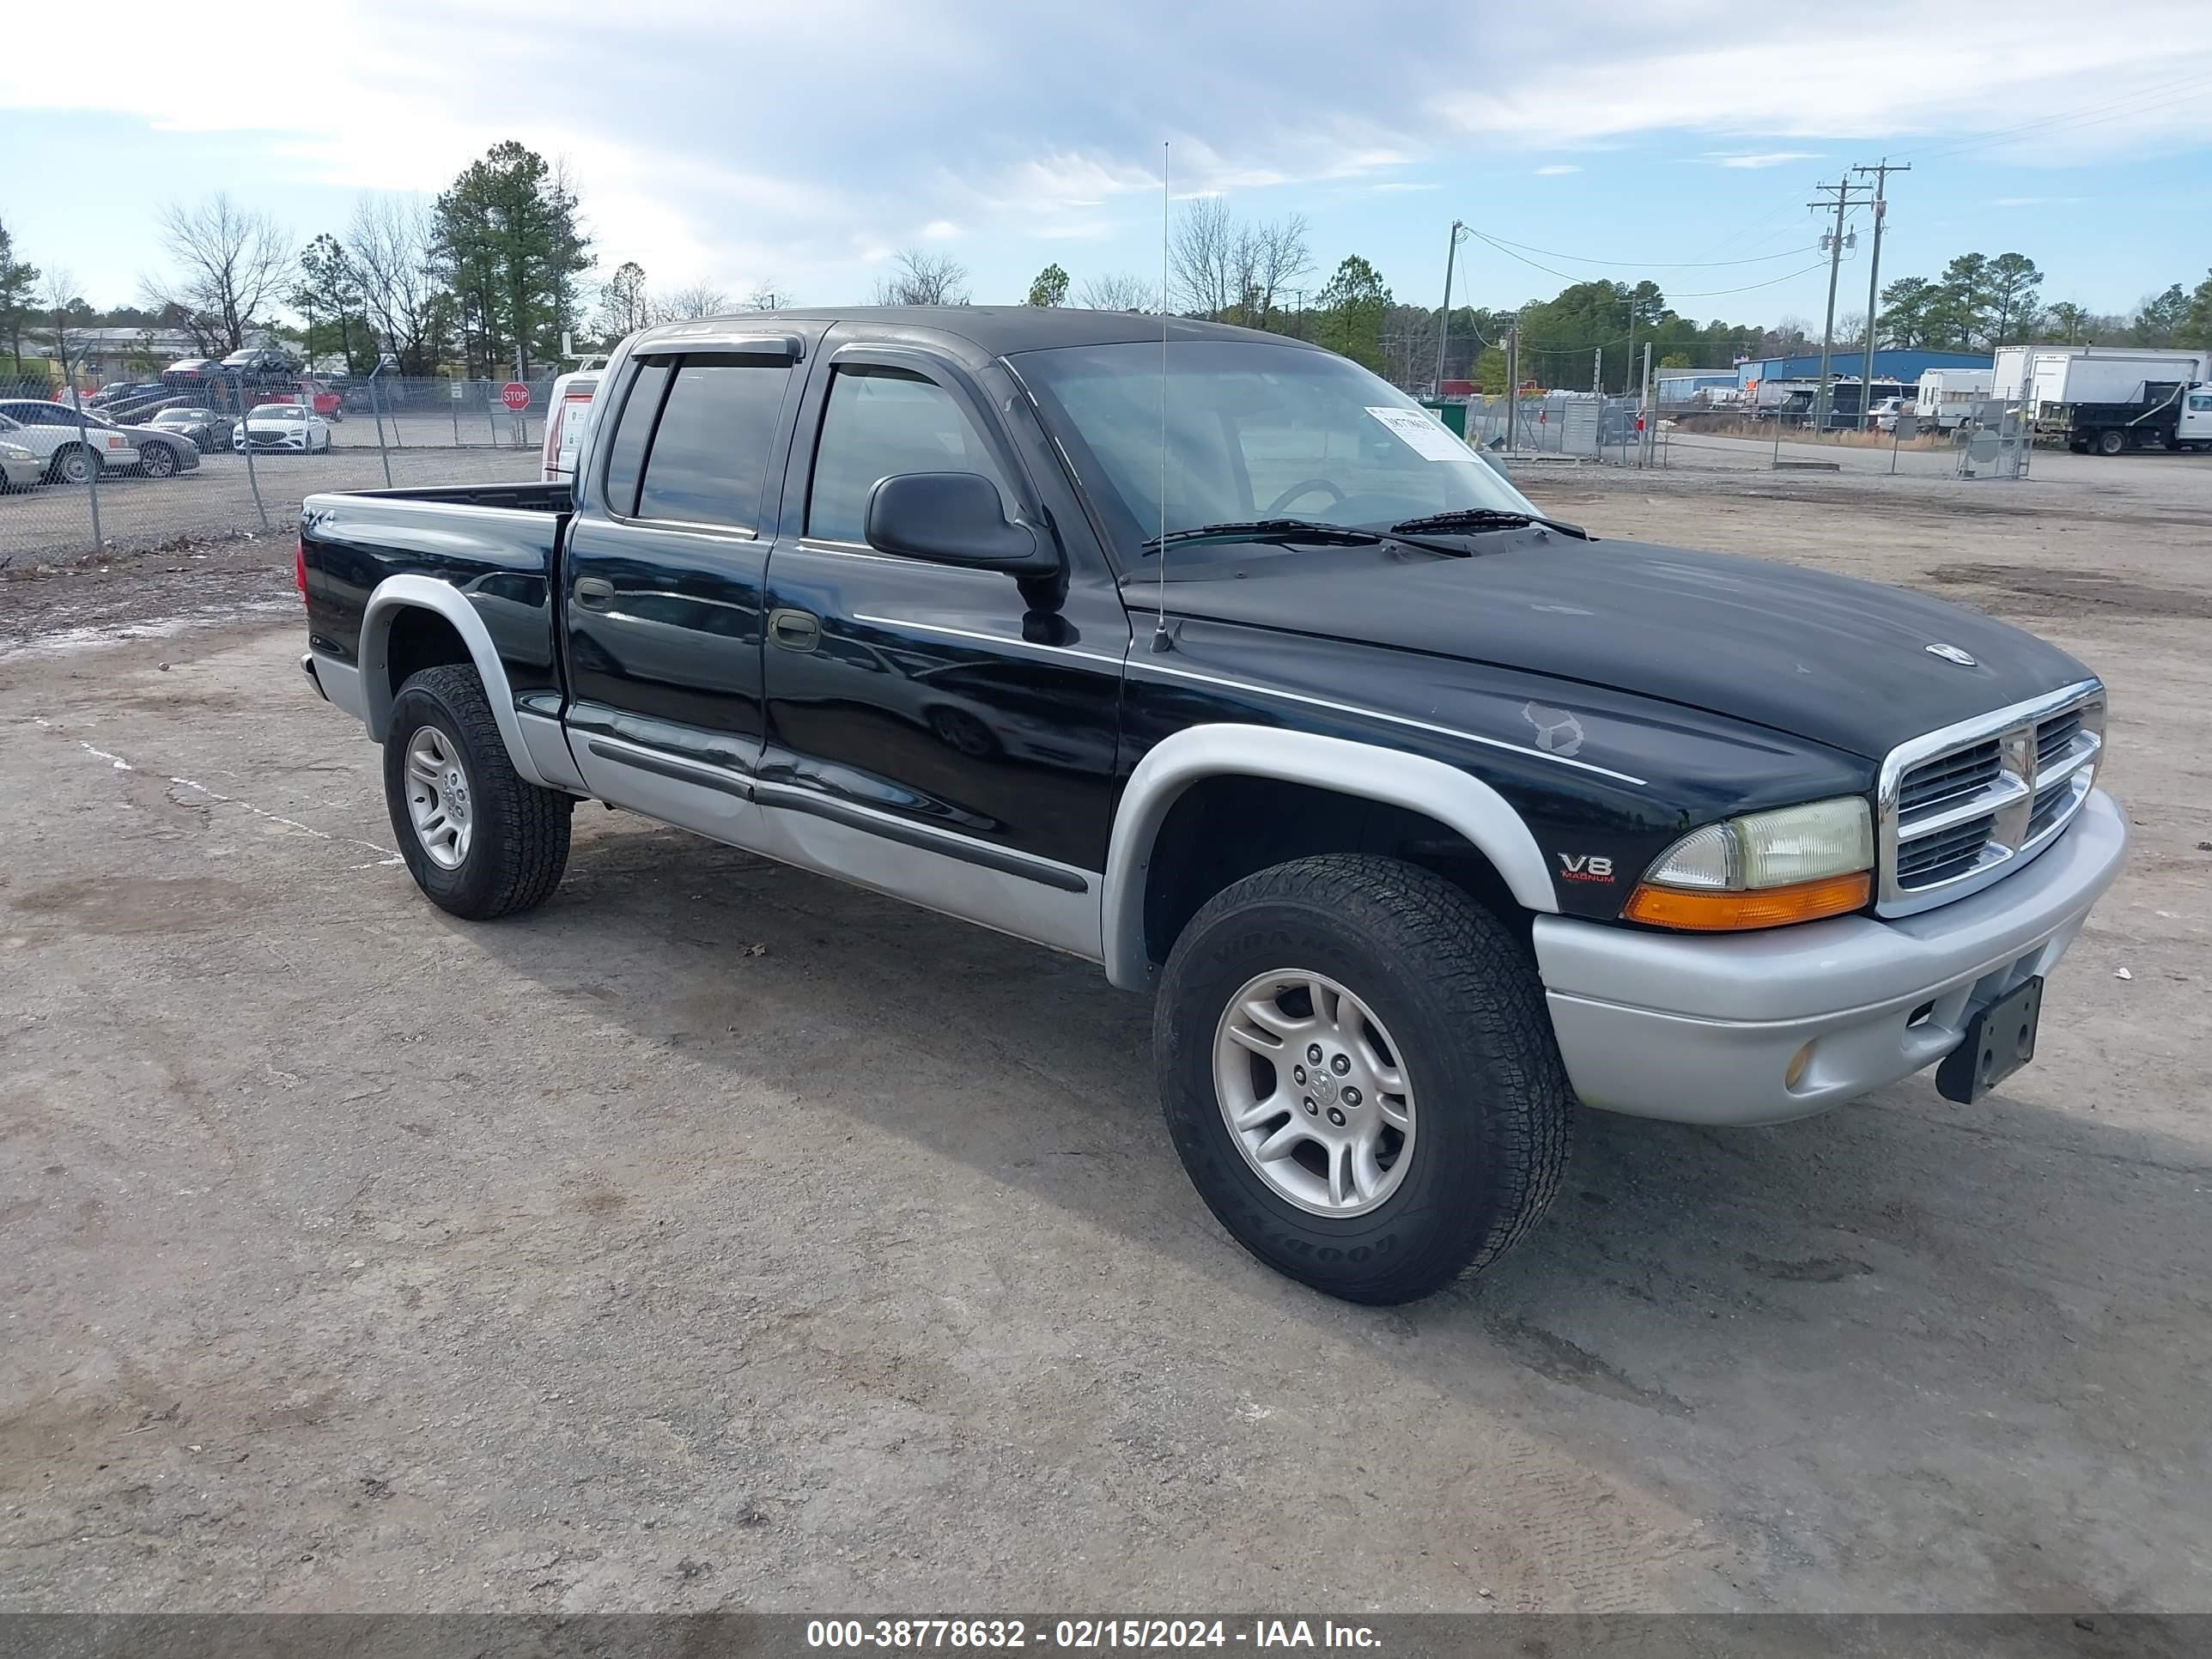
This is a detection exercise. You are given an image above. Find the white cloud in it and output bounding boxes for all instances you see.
[7,0,2212,305]
[1707,151,1823,169]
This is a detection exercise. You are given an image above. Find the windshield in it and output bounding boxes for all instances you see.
[251,404,305,419]
[1012,339,1540,563]
[158,410,208,422]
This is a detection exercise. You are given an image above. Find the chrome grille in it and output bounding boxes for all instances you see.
[1877,683,2104,917]
[1898,738,2002,819]
[1896,813,1997,886]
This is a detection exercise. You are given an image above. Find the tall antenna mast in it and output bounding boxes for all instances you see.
[1153,140,1172,653]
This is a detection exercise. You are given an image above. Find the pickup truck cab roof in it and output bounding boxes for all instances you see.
[295,304,2125,1306]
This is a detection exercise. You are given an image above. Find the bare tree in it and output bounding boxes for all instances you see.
[35,269,99,401]
[597,261,653,339]
[142,194,291,354]
[1169,196,1238,318]
[872,248,969,307]
[1076,272,1159,313]
[348,196,448,375]
[1243,213,1312,329]
[1168,198,1310,328]
[657,282,732,321]
[748,282,789,311]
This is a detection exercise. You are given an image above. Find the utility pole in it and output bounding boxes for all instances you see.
[1808,177,1874,433]
[1852,159,1909,428]
[1434,220,1470,396]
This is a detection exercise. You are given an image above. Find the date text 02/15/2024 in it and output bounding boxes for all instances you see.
[805,1618,1383,1649]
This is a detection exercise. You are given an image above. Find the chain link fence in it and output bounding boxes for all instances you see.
[0,368,561,566]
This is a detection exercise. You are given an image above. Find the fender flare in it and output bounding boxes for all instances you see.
[358,574,551,787]
[1098,723,1559,990]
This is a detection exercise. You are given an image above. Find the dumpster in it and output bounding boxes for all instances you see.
[1419,399,1468,437]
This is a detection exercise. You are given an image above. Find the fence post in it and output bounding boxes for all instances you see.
[234,374,270,534]
[368,363,393,488]
[1639,343,1654,469]
[450,376,461,446]
[60,339,103,553]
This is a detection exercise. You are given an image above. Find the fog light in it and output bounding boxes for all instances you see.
[1785,1042,1814,1091]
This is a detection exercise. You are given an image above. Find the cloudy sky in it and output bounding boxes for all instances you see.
[8,1,2212,328]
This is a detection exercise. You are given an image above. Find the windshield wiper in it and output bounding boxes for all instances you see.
[1389,507,1589,541]
[1140,518,1385,554]
[1139,518,1476,558]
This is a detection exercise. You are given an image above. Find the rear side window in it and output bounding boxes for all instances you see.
[599,361,671,517]
[805,366,1013,546]
[634,356,792,529]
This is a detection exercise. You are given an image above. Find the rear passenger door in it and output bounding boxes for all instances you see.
[562,333,811,836]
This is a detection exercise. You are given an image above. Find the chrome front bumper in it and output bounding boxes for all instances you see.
[1534,789,2127,1126]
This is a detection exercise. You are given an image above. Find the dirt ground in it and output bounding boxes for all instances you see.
[1,453,2207,1616]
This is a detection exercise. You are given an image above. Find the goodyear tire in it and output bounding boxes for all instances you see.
[383,665,571,920]
[1154,854,1571,1304]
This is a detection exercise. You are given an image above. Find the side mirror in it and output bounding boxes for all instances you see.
[865,471,1059,577]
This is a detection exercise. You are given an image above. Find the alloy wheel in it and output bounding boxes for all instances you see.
[403,725,474,870]
[1212,969,1418,1217]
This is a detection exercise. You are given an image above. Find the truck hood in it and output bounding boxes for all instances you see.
[1152,535,2093,760]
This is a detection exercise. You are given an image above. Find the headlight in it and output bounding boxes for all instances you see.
[0,441,33,462]
[1624,796,1873,931]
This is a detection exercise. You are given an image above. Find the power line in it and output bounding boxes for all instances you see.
[1670,259,1841,299]
[1473,228,1837,299]
[1472,232,1822,270]
[1891,66,2212,166]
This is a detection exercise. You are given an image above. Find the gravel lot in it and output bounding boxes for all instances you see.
[1,454,2207,1615]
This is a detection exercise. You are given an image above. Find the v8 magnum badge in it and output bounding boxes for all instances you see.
[1558,853,1614,883]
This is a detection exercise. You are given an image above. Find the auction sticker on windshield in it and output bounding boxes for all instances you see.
[1365,405,1469,461]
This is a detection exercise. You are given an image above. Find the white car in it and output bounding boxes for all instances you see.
[234,404,334,454]
[0,403,141,484]
[1870,396,1909,433]
[0,435,41,491]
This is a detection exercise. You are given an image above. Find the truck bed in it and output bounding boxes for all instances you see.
[301,479,573,720]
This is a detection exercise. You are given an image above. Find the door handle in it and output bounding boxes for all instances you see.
[574,576,615,609]
[769,608,820,651]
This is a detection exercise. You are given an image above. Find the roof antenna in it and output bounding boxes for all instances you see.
[1152,139,1173,654]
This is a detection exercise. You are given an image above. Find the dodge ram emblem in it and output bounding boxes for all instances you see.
[1924,643,1978,666]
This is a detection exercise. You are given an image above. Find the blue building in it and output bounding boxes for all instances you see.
[1734,349,1990,391]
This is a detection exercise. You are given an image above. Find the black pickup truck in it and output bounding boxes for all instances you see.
[299,307,2125,1304]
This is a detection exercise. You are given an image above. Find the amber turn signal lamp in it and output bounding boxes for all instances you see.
[1622,871,1872,932]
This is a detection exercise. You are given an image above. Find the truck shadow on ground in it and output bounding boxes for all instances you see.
[466,824,2198,1467]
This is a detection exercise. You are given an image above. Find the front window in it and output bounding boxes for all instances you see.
[1012,340,1540,562]
[251,404,305,420]
[805,365,1014,546]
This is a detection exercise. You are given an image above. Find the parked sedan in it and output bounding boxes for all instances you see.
[148,406,234,452]
[0,402,140,483]
[234,404,333,453]
[0,435,41,491]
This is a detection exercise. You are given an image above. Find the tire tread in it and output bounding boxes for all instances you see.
[388,664,570,919]
[1158,854,1572,1302]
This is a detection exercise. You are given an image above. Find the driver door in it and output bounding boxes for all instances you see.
[754,333,1130,957]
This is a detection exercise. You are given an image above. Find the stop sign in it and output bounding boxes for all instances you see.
[501,381,532,411]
